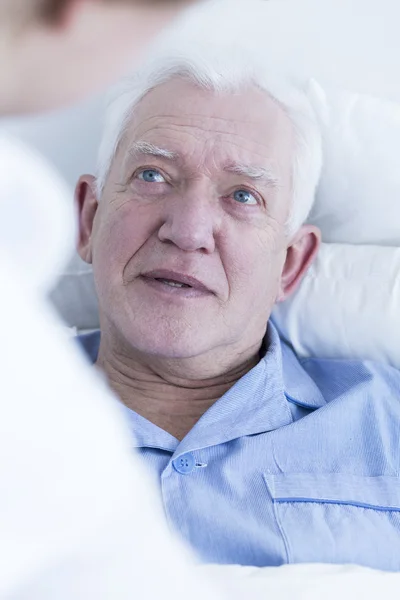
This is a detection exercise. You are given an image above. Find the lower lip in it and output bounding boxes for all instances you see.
[139,276,211,299]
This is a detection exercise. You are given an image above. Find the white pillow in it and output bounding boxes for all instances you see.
[272,82,400,367]
[307,80,400,246]
[273,243,400,369]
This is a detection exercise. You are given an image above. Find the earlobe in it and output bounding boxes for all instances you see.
[278,225,321,302]
[75,174,98,264]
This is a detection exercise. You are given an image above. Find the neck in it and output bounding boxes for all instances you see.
[96,338,261,441]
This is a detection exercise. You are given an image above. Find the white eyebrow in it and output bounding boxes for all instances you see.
[224,164,278,186]
[128,141,178,161]
[126,143,278,186]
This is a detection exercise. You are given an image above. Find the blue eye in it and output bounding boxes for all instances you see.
[138,169,166,183]
[233,189,258,205]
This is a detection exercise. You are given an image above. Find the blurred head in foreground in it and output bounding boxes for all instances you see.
[0,0,191,115]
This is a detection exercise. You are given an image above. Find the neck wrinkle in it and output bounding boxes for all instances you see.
[96,338,261,440]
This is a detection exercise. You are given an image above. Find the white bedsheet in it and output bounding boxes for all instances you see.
[203,563,400,600]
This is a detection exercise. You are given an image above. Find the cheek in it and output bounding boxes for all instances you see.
[93,205,155,276]
[225,228,286,303]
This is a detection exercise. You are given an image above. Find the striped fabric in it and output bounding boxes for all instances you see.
[79,323,400,571]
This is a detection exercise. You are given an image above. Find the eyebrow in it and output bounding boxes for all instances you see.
[224,164,279,186]
[127,141,178,161]
[126,141,278,186]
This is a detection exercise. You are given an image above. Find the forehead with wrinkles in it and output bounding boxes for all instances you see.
[114,78,295,189]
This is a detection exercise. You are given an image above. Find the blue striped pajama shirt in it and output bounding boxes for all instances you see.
[79,323,400,570]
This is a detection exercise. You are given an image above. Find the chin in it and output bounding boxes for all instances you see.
[123,320,211,360]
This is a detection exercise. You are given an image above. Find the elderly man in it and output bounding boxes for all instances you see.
[76,30,400,571]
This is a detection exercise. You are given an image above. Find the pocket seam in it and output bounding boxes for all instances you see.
[274,497,400,512]
[263,472,400,511]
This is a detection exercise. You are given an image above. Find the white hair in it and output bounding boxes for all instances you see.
[96,0,322,235]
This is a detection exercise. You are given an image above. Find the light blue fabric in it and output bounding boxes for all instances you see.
[79,324,400,570]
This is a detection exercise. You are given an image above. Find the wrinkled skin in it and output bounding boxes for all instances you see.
[77,78,320,369]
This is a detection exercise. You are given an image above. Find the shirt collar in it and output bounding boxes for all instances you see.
[280,336,326,411]
[124,407,178,452]
[121,322,326,455]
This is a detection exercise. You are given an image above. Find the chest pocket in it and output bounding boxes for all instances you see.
[264,473,400,571]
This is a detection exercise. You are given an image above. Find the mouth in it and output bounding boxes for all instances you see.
[139,269,211,296]
[153,279,190,289]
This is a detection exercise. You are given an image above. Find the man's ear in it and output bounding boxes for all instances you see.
[277,225,321,302]
[75,174,98,264]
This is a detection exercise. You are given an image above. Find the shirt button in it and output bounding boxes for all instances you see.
[173,452,196,475]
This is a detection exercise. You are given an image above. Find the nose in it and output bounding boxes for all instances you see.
[158,186,219,254]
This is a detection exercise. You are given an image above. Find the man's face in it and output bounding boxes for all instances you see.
[79,78,316,359]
